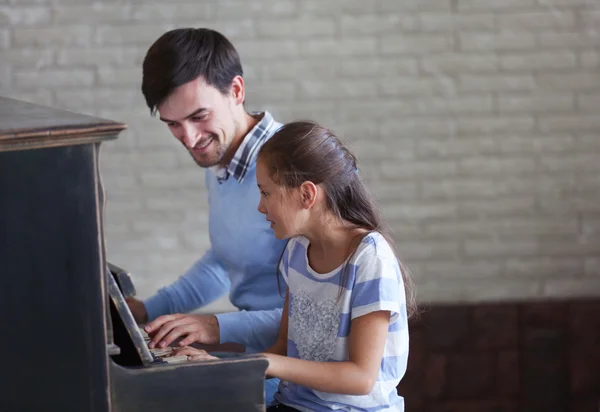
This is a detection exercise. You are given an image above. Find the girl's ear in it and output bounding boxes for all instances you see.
[299,181,318,210]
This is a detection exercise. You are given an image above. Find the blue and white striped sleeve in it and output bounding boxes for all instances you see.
[350,239,405,324]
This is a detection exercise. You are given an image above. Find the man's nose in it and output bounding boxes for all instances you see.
[181,124,200,149]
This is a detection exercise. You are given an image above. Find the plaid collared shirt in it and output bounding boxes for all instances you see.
[213,111,280,184]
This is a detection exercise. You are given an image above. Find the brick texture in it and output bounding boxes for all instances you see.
[1,1,599,309]
[399,299,600,412]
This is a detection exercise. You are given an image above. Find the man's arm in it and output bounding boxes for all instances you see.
[144,306,283,353]
[217,307,284,353]
[143,248,230,322]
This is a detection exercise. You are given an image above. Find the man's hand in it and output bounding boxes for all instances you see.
[144,313,220,349]
[125,297,148,324]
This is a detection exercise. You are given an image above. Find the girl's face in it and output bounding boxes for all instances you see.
[256,159,306,240]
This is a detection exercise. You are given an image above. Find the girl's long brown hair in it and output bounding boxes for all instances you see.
[258,121,417,319]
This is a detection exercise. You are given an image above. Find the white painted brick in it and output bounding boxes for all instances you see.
[271,102,336,125]
[382,34,454,55]
[579,93,600,112]
[244,81,296,101]
[538,0,598,5]
[459,74,536,92]
[380,118,457,137]
[498,11,576,30]
[537,72,600,90]
[417,279,543,303]
[95,24,172,46]
[14,69,94,88]
[506,257,582,278]
[500,51,577,70]
[336,102,409,122]
[542,279,600,298]
[381,76,456,96]
[458,197,536,217]
[497,134,576,153]
[57,47,145,66]
[298,80,378,99]
[581,50,600,68]
[497,93,575,112]
[458,116,535,134]
[395,240,460,261]
[0,6,50,25]
[13,25,92,47]
[130,4,212,21]
[139,169,205,189]
[257,18,335,38]
[465,239,538,257]
[538,114,600,132]
[4,49,53,68]
[235,40,298,59]
[419,13,495,31]
[377,0,453,11]
[539,153,600,172]
[54,88,144,110]
[53,4,132,23]
[538,32,599,48]
[416,136,498,158]
[300,38,377,57]
[4,90,53,106]
[370,182,419,201]
[584,258,600,276]
[0,28,8,49]
[538,196,600,215]
[215,0,297,18]
[457,0,536,10]
[577,134,600,151]
[581,9,600,27]
[340,15,416,35]
[424,217,579,238]
[209,20,257,40]
[459,157,536,175]
[299,0,377,15]
[339,58,419,77]
[386,202,458,221]
[260,60,336,80]
[421,178,534,199]
[460,32,536,51]
[420,53,498,73]
[422,260,504,278]
[380,160,458,180]
[411,95,494,114]
[97,67,142,86]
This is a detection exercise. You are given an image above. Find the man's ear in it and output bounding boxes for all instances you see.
[230,75,245,105]
[299,181,318,210]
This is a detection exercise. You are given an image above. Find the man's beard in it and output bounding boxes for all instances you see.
[190,137,227,168]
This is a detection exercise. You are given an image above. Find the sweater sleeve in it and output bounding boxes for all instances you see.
[144,249,230,322]
[216,307,283,353]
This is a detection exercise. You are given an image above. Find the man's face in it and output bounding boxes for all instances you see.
[157,77,239,168]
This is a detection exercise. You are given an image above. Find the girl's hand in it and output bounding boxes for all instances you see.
[173,346,219,361]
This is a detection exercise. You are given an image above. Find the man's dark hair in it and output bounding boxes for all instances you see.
[141,27,243,114]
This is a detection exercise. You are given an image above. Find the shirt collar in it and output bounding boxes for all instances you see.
[213,111,276,184]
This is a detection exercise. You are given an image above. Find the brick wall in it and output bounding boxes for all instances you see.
[1,1,599,310]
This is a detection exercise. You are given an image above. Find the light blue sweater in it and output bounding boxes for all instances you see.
[144,115,287,353]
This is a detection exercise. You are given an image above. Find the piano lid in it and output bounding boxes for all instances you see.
[0,96,127,152]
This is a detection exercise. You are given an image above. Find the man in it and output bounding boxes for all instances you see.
[127,27,287,402]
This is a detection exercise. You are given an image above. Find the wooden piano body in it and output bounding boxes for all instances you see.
[0,96,268,411]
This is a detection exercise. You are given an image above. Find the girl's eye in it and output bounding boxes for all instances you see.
[261,191,268,197]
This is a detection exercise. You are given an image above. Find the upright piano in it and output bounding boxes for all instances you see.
[0,96,268,411]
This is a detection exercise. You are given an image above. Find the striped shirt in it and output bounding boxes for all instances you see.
[213,111,277,184]
[275,232,409,412]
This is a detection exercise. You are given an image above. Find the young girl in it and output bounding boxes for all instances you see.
[177,121,417,411]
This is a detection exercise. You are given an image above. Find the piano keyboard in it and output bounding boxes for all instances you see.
[140,328,190,365]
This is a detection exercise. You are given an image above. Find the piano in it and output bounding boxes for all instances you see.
[0,96,268,411]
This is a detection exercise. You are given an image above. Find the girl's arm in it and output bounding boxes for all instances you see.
[263,310,390,396]
[262,290,289,356]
